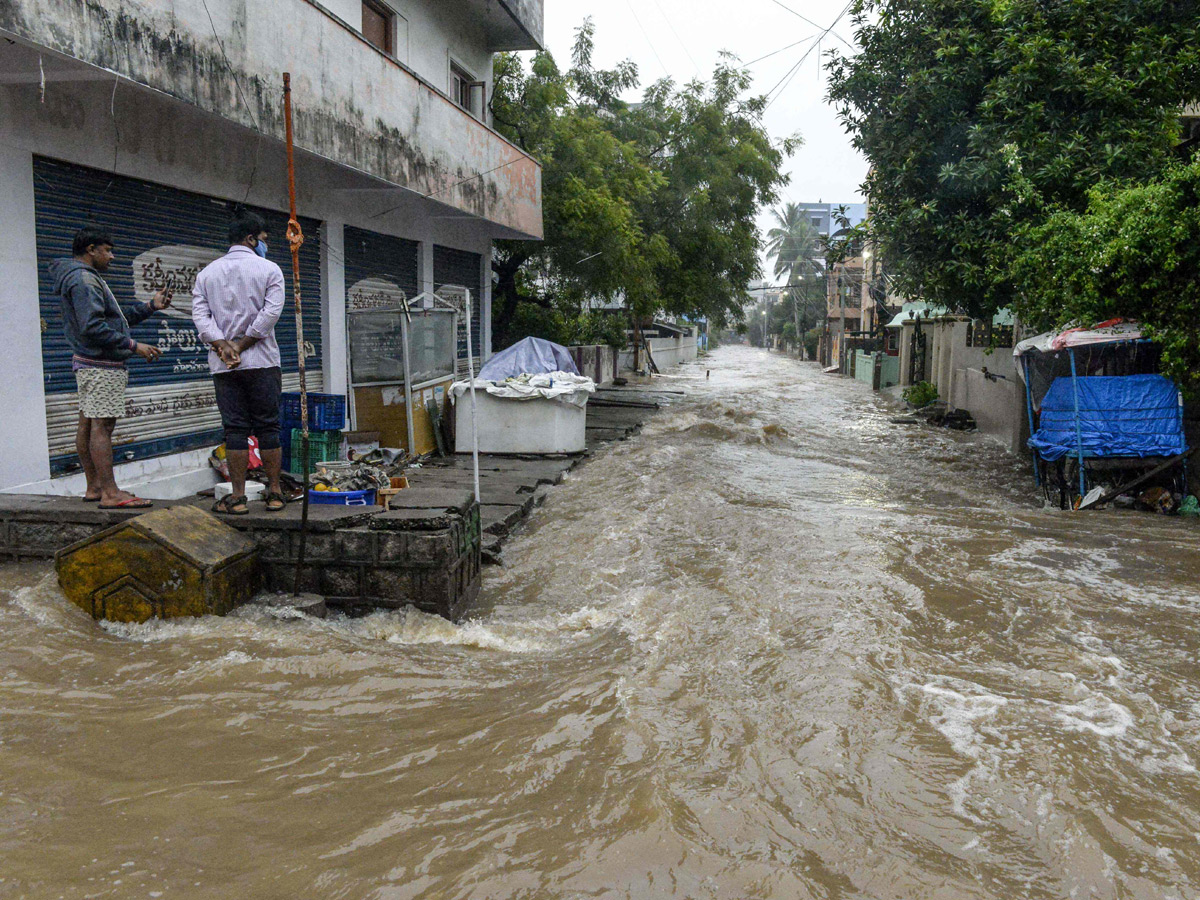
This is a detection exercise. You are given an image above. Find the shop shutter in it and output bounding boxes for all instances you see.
[432,244,483,364]
[33,156,324,473]
[343,226,419,306]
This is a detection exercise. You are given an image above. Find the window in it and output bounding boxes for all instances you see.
[451,62,485,118]
[362,0,393,55]
[811,217,822,228]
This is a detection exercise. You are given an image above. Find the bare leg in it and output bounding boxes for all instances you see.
[227,449,249,498]
[76,414,100,499]
[89,418,129,504]
[260,447,283,495]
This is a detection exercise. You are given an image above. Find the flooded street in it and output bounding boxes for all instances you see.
[3,345,1200,899]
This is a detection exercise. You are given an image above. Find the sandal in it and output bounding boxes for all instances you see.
[212,494,249,516]
[99,496,153,510]
[264,491,287,512]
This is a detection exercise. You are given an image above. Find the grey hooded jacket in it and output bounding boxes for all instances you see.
[49,258,155,363]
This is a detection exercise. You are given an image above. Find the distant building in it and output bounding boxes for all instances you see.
[795,202,867,237]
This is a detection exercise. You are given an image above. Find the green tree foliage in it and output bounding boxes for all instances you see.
[490,21,793,349]
[1011,159,1200,386]
[827,0,1200,319]
[766,203,826,343]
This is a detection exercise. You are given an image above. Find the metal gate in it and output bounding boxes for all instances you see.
[34,156,323,473]
[432,244,483,368]
[909,317,928,385]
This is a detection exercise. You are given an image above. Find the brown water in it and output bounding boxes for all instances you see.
[3,346,1200,900]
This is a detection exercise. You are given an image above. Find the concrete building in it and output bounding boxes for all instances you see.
[0,0,543,496]
[795,201,867,238]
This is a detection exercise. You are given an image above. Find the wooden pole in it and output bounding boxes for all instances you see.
[283,72,312,596]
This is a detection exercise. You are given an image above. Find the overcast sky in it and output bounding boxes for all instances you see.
[537,0,869,282]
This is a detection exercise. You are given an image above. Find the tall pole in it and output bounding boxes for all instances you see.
[464,291,480,505]
[284,72,312,596]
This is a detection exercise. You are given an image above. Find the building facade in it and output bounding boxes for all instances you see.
[0,0,543,495]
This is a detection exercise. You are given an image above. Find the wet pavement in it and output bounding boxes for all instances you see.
[2,346,1199,899]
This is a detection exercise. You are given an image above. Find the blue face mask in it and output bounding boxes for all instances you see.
[255,240,268,258]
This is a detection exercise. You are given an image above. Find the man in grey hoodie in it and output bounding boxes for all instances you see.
[50,226,172,508]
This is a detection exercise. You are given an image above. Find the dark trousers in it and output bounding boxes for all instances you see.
[213,366,282,451]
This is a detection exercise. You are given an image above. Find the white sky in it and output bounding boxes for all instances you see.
[538,0,869,284]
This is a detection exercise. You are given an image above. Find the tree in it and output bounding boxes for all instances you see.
[827,0,1200,320]
[1010,158,1200,388]
[766,203,825,353]
[489,21,794,349]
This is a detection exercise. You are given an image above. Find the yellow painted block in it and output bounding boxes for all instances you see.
[55,506,259,623]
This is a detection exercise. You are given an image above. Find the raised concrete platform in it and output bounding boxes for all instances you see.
[0,378,682,618]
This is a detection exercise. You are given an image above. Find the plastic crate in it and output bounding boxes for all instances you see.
[287,429,342,475]
[308,488,376,506]
[280,392,346,431]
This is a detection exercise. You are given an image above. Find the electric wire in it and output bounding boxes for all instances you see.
[624,0,672,79]
[765,0,854,47]
[762,0,854,111]
[648,0,702,76]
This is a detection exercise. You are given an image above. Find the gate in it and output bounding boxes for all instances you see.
[909,317,928,384]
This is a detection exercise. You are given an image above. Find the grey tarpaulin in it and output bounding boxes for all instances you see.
[478,337,579,380]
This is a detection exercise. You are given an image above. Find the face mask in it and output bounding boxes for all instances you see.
[255,240,268,258]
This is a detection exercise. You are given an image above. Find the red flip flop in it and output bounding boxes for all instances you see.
[99,496,153,510]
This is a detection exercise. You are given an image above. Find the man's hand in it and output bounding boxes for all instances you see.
[233,335,261,355]
[134,342,162,362]
[213,340,241,369]
[151,289,173,311]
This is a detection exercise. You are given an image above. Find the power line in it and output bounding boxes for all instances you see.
[649,0,702,76]
[765,0,854,48]
[740,36,813,70]
[624,0,671,79]
[762,0,854,111]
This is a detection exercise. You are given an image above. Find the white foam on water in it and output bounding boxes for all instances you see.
[1046,695,1136,738]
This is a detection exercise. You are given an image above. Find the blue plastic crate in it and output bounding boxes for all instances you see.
[308,488,376,506]
[280,392,346,431]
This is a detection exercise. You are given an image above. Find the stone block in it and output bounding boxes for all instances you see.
[412,569,452,616]
[376,530,409,562]
[406,531,455,566]
[263,561,320,595]
[336,528,376,562]
[319,565,363,598]
[55,506,258,623]
[250,528,291,560]
[370,508,458,531]
[301,532,336,562]
[363,568,413,603]
[12,521,99,549]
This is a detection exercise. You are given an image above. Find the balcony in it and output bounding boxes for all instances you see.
[0,0,542,238]
[469,0,544,51]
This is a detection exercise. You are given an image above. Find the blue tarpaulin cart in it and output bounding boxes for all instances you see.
[1015,323,1188,505]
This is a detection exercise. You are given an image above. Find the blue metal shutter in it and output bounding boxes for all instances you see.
[343,226,419,299]
[33,156,323,472]
[432,244,482,360]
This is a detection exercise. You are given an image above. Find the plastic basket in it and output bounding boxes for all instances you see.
[308,488,376,506]
[287,429,342,475]
[280,392,346,431]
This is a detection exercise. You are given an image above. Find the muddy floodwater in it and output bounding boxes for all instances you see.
[3,346,1200,900]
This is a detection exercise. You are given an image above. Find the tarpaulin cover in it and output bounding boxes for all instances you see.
[451,373,596,408]
[1014,319,1143,358]
[478,337,579,381]
[1028,374,1186,461]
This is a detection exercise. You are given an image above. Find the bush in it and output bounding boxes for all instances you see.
[902,381,938,408]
